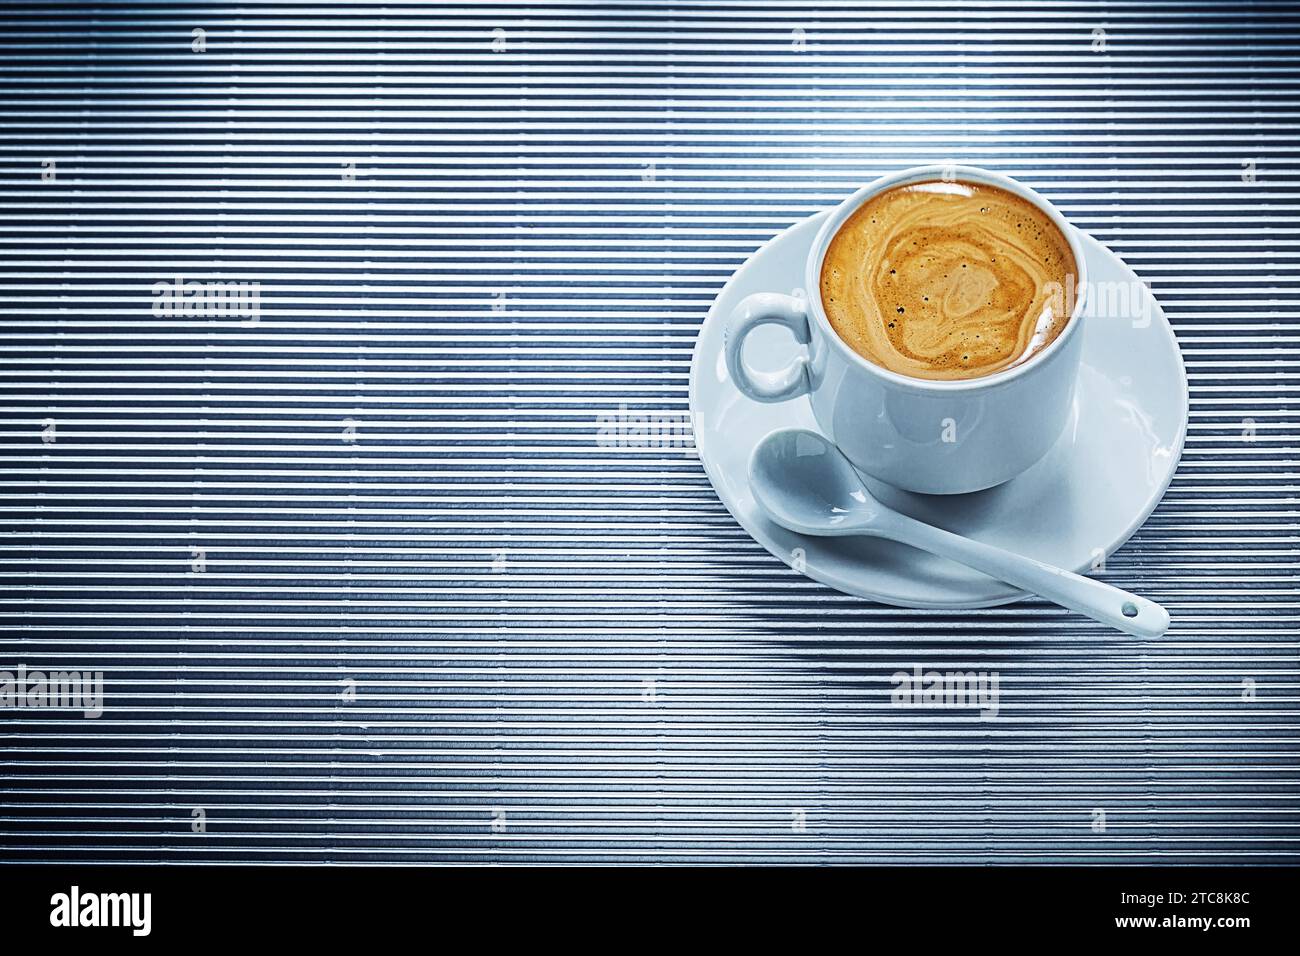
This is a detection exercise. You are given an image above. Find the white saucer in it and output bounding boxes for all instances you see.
[690,212,1188,609]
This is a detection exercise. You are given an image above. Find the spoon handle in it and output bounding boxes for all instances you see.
[876,513,1170,637]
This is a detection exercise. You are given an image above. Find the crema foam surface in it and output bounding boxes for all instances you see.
[819,180,1077,381]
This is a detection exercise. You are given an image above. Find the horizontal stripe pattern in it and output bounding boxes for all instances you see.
[0,0,1297,864]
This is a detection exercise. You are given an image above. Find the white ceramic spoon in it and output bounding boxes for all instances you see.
[749,428,1170,637]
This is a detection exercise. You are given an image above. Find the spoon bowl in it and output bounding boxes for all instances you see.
[749,428,883,534]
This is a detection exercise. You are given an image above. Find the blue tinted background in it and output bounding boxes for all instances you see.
[1,1,1296,863]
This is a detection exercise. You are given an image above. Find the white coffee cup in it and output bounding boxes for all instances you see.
[724,164,1089,495]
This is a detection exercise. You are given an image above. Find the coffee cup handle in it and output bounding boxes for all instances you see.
[724,292,812,402]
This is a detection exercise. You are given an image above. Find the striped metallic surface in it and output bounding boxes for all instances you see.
[1,0,1297,865]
